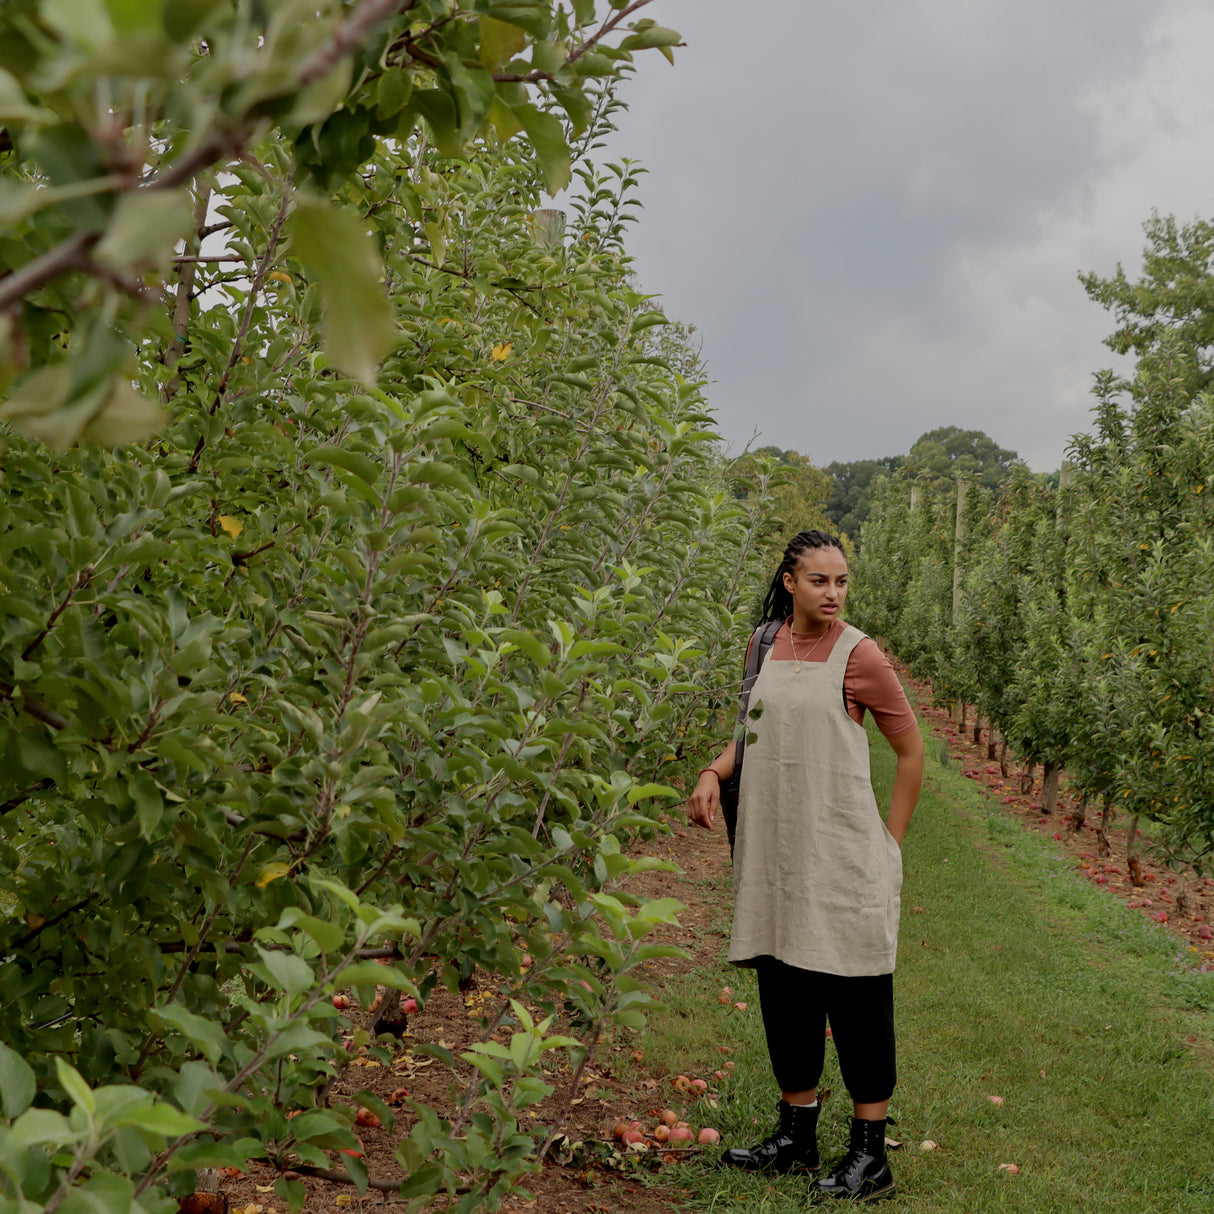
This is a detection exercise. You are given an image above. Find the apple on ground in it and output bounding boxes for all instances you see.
[697,1127,720,1145]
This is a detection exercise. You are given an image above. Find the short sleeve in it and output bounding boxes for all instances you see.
[843,637,918,740]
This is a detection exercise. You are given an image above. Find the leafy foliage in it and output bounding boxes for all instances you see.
[850,216,1214,876]
[0,5,780,1212]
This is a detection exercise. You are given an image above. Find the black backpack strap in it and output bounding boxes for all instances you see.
[735,617,782,756]
[721,618,783,852]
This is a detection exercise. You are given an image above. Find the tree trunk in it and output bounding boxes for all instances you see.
[987,730,997,761]
[952,700,966,727]
[1070,789,1088,832]
[1176,873,1188,920]
[1020,760,1036,796]
[1127,814,1143,886]
[972,715,982,747]
[1041,760,1060,815]
[998,735,1009,778]
[1098,797,1113,857]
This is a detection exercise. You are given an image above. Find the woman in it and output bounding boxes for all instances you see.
[688,529,924,1203]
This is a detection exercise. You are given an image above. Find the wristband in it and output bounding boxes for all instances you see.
[697,767,722,783]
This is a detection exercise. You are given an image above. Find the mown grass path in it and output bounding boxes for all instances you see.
[639,721,1214,1214]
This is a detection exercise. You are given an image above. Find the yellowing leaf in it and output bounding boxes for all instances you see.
[219,515,243,539]
[256,863,292,889]
[491,342,512,362]
[229,692,248,705]
[334,1198,353,1208]
[268,271,292,284]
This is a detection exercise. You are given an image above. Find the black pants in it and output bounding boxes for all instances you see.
[754,957,897,1104]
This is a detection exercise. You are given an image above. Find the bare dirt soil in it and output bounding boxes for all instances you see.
[213,663,1214,1214]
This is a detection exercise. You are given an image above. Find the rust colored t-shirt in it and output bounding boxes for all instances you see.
[750,619,917,741]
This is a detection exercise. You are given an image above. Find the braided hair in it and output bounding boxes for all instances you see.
[759,529,847,623]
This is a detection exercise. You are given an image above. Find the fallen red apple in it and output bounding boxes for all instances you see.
[672,1075,691,1093]
[632,1049,644,1064]
[697,1127,720,1145]
[402,996,419,1014]
[389,1088,410,1104]
[660,1109,678,1126]
[355,1108,380,1128]
[341,1140,365,1159]
[621,1129,645,1145]
[667,1126,693,1144]
[653,1124,670,1141]
[689,1078,708,1095]
[332,994,350,1010]
[733,1001,748,1012]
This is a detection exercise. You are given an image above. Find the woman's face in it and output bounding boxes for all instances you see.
[783,546,849,629]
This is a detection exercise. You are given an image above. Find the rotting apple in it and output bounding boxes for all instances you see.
[697,1127,720,1145]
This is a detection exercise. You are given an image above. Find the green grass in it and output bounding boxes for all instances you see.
[637,721,1214,1213]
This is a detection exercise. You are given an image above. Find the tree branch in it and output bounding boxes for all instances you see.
[0,680,71,731]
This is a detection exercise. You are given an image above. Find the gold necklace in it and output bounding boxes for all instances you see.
[790,619,833,672]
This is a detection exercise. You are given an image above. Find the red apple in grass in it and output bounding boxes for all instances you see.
[667,1126,693,1144]
[697,1127,721,1145]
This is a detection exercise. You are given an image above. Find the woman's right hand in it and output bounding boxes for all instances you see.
[687,770,721,831]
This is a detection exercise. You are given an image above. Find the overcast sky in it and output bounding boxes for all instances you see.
[589,0,1214,471]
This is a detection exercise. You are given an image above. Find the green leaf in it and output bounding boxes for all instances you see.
[288,200,395,384]
[0,68,47,123]
[0,1043,36,1119]
[55,1057,95,1116]
[95,188,193,270]
[479,16,527,71]
[511,103,571,196]
[81,379,168,447]
[39,0,115,49]
[331,963,417,992]
[255,946,314,996]
[154,1004,228,1063]
[105,0,164,36]
[115,1102,206,1138]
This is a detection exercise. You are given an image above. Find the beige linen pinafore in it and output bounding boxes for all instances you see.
[728,625,902,977]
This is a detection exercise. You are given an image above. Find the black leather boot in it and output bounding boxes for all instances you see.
[719,1100,820,1173]
[813,1116,895,1202]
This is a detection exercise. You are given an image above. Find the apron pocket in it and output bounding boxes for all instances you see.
[815,804,890,909]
